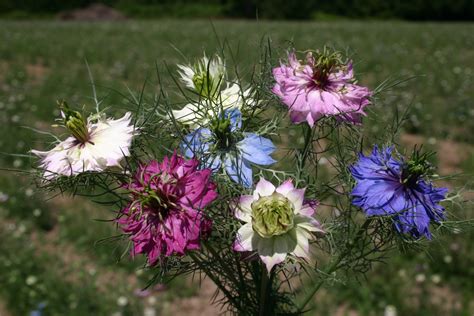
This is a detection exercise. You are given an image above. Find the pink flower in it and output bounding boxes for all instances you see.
[272,51,372,126]
[118,152,218,265]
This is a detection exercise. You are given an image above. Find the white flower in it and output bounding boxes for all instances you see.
[415,273,426,283]
[116,296,128,307]
[172,83,254,128]
[0,191,9,203]
[431,274,441,284]
[26,275,38,286]
[232,178,324,272]
[177,54,225,96]
[32,111,135,179]
[384,305,397,316]
[172,54,255,127]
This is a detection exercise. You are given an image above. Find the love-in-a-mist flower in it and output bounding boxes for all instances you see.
[118,153,218,265]
[232,178,324,272]
[350,145,448,239]
[172,54,254,127]
[272,49,372,126]
[31,102,135,179]
[178,54,226,99]
[180,109,275,188]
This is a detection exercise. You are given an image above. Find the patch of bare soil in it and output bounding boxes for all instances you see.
[0,299,11,316]
[164,277,223,316]
[25,63,50,86]
[57,4,126,21]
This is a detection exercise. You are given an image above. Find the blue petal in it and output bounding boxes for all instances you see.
[224,155,253,188]
[237,133,276,166]
[224,108,242,131]
[202,155,222,171]
[180,128,212,158]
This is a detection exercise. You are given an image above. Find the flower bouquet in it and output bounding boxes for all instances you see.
[30,43,470,315]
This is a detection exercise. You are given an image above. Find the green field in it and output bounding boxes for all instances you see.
[0,20,473,315]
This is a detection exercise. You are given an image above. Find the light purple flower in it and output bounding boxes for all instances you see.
[272,51,372,126]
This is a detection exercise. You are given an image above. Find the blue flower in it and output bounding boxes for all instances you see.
[350,145,448,239]
[180,109,276,187]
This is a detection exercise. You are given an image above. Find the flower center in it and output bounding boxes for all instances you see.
[309,50,344,90]
[251,193,295,238]
[59,101,91,144]
[210,116,235,151]
[401,149,433,187]
[142,188,178,221]
[192,72,220,99]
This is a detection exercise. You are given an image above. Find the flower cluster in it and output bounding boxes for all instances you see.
[30,46,457,314]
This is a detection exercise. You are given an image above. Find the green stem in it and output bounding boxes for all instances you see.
[298,124,315,176]
[204,242,240,285]
[259,267,269,316]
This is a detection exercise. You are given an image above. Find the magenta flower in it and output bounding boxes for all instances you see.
[272,50,372,126]
[118,152,218,265]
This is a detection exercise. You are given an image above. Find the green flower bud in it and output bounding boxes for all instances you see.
[401,146,434,186]
[193,72,216,99]
[191,56,224,99]
[251,193,295,238]
[210,117,234,150]
[59,100,90,144]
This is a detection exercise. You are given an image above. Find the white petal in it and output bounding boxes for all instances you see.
[298,204,316,216]
[254,177,275,198]
[260,252,287,272]
[291,227,310,259]
[286,188,305,211]
[275,179,295,196]
[234,195,254,223]
[295,215,324,233]
[233,223,256,252]
[177,64,196,89]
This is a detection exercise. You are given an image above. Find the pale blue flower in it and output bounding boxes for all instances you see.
[180,109,275,187]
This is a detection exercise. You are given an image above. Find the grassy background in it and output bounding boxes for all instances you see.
[0,20,473,315]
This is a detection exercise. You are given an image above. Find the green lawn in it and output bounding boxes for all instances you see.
[0,20,473,315]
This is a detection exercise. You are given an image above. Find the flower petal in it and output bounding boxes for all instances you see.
[286,188,305,211]
[260,252,287,273]
[237,133,276,166]
[233,223,256,252]
[234,195,253,222]
[294,215,324,233]
[254,177,276,197]
[224,156,253,188]
[275,179,295,196]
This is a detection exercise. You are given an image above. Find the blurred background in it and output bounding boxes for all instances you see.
[0,1,473,315]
